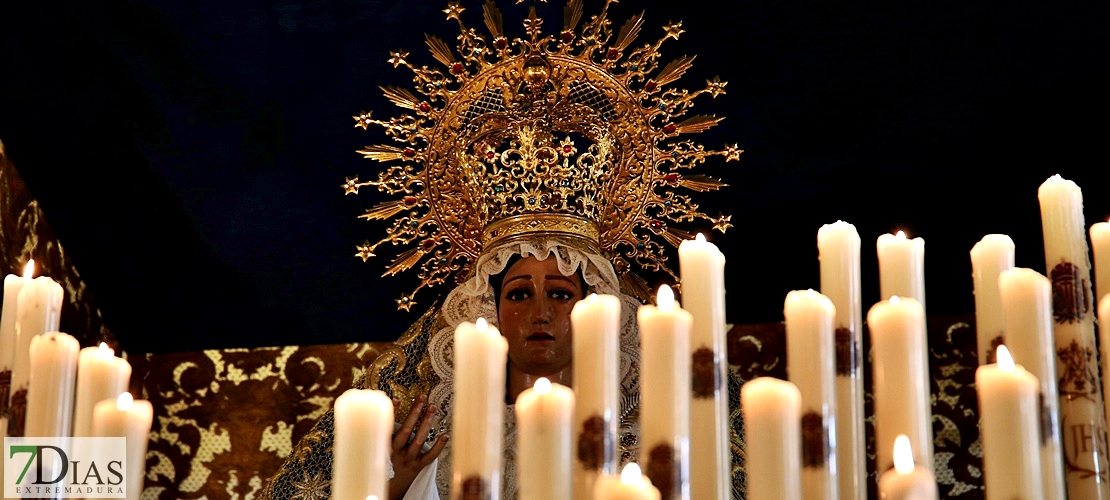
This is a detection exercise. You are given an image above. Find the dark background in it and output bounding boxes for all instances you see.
[1,0,1108,354]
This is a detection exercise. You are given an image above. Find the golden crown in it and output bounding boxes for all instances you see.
[345,0,741,311]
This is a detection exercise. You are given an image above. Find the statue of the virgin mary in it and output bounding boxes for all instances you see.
[261,1,744,498]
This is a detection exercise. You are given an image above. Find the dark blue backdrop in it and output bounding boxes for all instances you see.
[1,0,1108,353]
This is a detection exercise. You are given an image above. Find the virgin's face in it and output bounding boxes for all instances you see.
[497,255,585,377]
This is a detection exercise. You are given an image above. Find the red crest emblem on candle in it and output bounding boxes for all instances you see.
[7,387,26,436]
[691,347,719,398]
[459,475,489,500]
[1057,339,1098,399]
[0,368,10,414]
[801,411,829,468]
[577,414,609,470]
[1050,260,1091,323]
[645,443,677,497]
[834,327,858,376]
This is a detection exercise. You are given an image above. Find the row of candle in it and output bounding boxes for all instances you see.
[0,261,153,500]
[319,172,1110,500]
[330,233,729,500]
[326,224,927,499]
[329,222,920,500]
[816,174,1110,500]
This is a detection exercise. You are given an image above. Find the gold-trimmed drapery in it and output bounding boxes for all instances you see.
[130,313,984,499]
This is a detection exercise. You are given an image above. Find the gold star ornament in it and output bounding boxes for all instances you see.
[713,214,733,233]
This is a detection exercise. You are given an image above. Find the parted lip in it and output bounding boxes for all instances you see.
[526,332,556,341]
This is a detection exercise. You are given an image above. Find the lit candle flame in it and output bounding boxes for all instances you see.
[98,342,113,357]
[890,295,901,306]
[22,260,34,280]
[656,284,675,310]
[367,496,380,500]
[116,392,134,411]
[620,463,643,484]
[893,434,914,473]
[476,317,488,331]
[896,230,906,240]
[696,232,706,242]
[996,344,1015,371]
[534,377,551,395]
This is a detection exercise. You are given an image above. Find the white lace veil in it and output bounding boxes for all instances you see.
[425,236,644,499]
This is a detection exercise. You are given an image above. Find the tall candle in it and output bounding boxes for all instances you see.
[1092,220,1110,303]
[1103,293,1110,458]
[783,289,838,500]
[638,284,692,499]
[676,233,729,500]
[93,392,154,500]
[332,388,392,500]
[970,234,1015,364]
[877,435,938,500]
[570,293,620,498]
[876,230,932,464]
[817,220,865,500]
[516,377,574,500]
[24,331,79,438]
[740,377,802,500]
[593,463,662,500]
[1038,174,1109,498]
[998,267,1067,499]
[868,296,933,470]
[976,345,1044,499]
[8,268,63,437]
[0,260,32,430]
[452,318,507,498]
[73,342,132,437]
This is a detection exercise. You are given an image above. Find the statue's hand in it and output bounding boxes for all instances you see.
[388,393,449,500]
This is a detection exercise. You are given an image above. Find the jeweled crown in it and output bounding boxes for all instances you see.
[345,0,741,310]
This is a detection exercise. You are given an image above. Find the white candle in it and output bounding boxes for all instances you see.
[1092,220,1110,303]
[637,284,692,499]
[570,293,620,498]
[877,230,926,308]
[452,318,507,498]
[332,388,393,500]
[7,264,62,437]
[817,220,865,500]
[970,234,1015,364]
[593,463,662,500]
[783,289,838,500]
[1037,174,1109,498]
[740,377,802,500]
[976,345,1044,499]
[998,267,1067,500]
[1103,293,1110,456]
[876,229,932,465]
[676,233,729,500]
[516,377,574,500]
[868,296,933,470]
[877,435,938,500]
[25,331,79,438]
[73,342,132,437]
[92,392,154,500]
[0,260,32,433]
